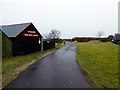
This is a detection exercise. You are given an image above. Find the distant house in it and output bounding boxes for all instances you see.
[1,22,43,56]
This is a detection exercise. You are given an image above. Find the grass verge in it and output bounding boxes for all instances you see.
[2,43,65,88]
[76,41,118,88]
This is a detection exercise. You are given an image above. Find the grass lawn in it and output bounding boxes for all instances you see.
[76,41,118,88]
[2,43,65,88]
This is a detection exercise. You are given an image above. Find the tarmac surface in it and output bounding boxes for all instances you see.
[6,43,92,88]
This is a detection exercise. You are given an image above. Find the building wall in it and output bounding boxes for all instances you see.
[10,37,41,55]
[2,32,12,57]
[10,24,42,56]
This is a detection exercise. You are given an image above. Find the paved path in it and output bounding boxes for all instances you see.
[6,43,92,88]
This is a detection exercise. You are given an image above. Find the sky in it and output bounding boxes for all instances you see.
[0,0,119,39]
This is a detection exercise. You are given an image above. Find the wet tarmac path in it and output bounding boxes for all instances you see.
[6,43,92,88]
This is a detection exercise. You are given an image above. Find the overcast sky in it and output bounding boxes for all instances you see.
[0,0,119,39]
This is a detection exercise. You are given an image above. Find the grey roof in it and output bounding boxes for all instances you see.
[0,23,31,37]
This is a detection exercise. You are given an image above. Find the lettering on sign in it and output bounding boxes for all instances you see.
[27,30,36,33]
[22,33,39,37]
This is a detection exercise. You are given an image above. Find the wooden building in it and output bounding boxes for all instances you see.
[1,22,43,55]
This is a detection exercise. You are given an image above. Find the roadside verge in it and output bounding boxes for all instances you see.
[2,44,65,88]
[76,41,118,88]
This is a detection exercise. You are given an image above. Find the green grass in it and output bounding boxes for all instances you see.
[76,41,118,88]
[2,43,65,88]
[118,46,120,88]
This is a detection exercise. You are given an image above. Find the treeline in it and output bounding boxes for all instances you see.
[71,37,111,42]
[45,36,112,43]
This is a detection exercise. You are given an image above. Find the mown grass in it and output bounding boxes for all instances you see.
[2,43,65,88]
[118,45,120,88]
[76,41,118,88]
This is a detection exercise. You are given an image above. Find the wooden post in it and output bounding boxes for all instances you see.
[41,36,43,51]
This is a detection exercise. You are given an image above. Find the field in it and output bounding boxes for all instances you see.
[2,43,65,88]
[76,41,118,88]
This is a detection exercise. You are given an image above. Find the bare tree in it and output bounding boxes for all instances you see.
[97,31,104,39]
[44,29,61,39]
[44,34,51,39]
[44,29,61,48]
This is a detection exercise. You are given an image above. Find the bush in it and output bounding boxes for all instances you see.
[100,38,109,42]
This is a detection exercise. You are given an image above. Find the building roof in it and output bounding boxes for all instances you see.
[0,22,32,37]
